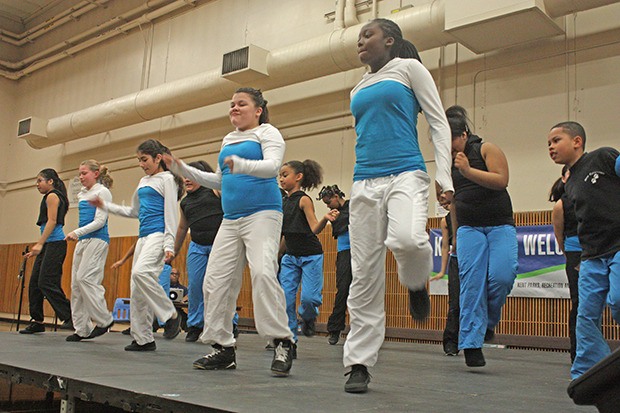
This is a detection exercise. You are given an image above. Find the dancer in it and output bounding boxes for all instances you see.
[20,168,72,334]
[278,159,324,348]
[165,87,294,376]
[64,160,115,341]
[172,160,224,342]
[343,18,453,393]
[429,209,460,356]
[549,170,580,363]
[316,185,352,346]
[547,121,620,380]
[447,105,518,368]
[91,139,182,351]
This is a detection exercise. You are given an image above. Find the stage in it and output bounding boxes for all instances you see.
[0,330,594,412]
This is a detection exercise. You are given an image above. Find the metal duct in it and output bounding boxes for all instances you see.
[23,0,620,148]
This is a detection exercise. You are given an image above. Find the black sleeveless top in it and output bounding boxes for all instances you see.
[331,200,350,239]
[445,211,454,247]
[36,189,68,226]
[282,191,323,256]
[180,186,224,246]
[452,135,514,227]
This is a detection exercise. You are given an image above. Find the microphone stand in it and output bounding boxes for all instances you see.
[16,245,29,331]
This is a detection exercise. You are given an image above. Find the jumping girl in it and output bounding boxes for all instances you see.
[20,168,72,334]
[64,160,115,341]
[166,87,295,377]
[91,139,182,351]
[278,159,324,349]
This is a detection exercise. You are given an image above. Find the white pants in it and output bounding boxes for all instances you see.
[343,171,432,368]
[71,238,114,337]
[131,232,176,345]
[200,210,292,347]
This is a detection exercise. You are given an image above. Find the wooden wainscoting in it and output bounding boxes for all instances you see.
[1,210,618,350]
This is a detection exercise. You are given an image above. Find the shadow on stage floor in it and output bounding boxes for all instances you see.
[0,330,595,413]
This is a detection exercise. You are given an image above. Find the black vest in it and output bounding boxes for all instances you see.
[452,135,514,227]
[36,189,68,227]
[180,187,223,246]
[331,200,350,239]
[282,191,323,256]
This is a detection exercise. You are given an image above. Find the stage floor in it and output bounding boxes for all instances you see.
[0,330,594,413]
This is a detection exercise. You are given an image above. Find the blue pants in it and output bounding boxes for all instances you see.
[186,241,212,329]
[571,251,620,379]
[279,253,324,341]
[457,225,518,349]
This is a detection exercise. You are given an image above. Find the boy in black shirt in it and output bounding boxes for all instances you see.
[547,121,620,380]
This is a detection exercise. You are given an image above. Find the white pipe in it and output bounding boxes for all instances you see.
[372,0,378,19]
[334,0,345,29]
[31,0,620,147]
[344,0,360,27]
[0,0,172,72]
[543,0,619,17]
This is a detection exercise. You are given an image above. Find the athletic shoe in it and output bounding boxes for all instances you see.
[121,327,131,335]
[163,314,181,339]
[344,364,371,393]
[59,320,74,330]
[65,333,91,342]
[185,326,202,342]
[328,331,340,345]
[408,287,430,321]
[124,340,156,351]
[193,344,236,370]
[484,328,495,342]
[464,348,486,367]
[19,321,45,334]
[271,339,293,377]
[88,321,114,339]
[301,318,316,337]
[265,342,275,351]
[444,342,459,356]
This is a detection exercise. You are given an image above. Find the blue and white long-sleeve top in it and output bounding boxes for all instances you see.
[73,183,111,243]
[172,123,284,220]
[104,171,178,253]
[350,57,453,193]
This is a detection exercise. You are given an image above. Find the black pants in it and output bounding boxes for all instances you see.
[327,249,352,333]
[565,251,581,362]
[443,255,460,350]
[28,240,71,322]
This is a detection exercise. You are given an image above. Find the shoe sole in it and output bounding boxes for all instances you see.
[271,368,290,377]
[163,317,181,339]
[193,362,236,370]
[344,382,369,393]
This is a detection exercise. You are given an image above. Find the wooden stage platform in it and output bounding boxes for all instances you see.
[0,330,595,412]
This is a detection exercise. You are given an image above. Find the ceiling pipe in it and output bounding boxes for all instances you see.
[0,0,175,74]
[0,0,110,46]
[543,0,619,17]
[24,0,620,147]
[334,0,345,29]
[344,0,360,27]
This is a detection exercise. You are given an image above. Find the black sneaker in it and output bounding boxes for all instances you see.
[124,340,156,351]
[444,342,459,356]
[291,342,297,360]
[484,328,495,342]
[328,331,340,345]
[185,326,203,342]
[265,342,275,351]
[408,287,430,321]
[344,364,371,393]
[66,333,91,342]
[464,348,486,367]
[121,327,131,335]
[271,339,293,377]
[88,321,114,339]
[193,344,236,370]
[59,320,74,330]
[163,314,181,339]
[301,318,316,337]
[19,321,45,334]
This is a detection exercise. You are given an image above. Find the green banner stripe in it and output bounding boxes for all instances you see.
[430,264,566,280]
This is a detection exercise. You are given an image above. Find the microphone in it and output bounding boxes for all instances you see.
[18,246,29,279]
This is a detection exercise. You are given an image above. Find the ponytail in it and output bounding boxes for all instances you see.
[284,159,324,191]
[38,168,68,202]
[80,159,114,189]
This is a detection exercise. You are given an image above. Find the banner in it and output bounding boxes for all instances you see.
[428,225,571,298]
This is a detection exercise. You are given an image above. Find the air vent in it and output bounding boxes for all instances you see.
[17,116,49,149]
[221,44,269,83]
